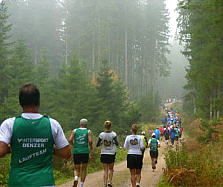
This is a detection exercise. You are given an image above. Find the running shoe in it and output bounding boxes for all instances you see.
[155,160,157,164]
[107,183,113,187]
[73,180,78,187]
[136,185,141,187]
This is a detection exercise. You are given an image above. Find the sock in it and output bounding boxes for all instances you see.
[80,182,84,187]
[74,176,78,181]
[136,182,140,186]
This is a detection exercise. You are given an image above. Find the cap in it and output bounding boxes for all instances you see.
[141,131,145,135]
[80,118,88,125]
[152,133,156,136]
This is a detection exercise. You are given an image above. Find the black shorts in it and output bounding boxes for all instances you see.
[73,154,89,164]
[127,154,143,169]
[100,154,116,164]
[150,150,158,158]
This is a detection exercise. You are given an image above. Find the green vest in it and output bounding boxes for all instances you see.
[9,116,55,187]
[150,138,158,152]
[175,128,179,137]
[73,128,89,154]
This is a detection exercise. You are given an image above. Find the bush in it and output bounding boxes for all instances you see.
[0,155,10,186]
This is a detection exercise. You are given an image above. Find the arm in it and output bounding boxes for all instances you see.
[147,139,151,148]
[88,130,93,152]
[123,137,128,150]
[158,140,161,148]
[0,142,11,158]
[54,145,71,159]
[113,136,119,146]
[139,137,145,151]
[69,130,75,146]
[96,137,103,147]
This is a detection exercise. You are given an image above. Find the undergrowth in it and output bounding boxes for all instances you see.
[163,118,223,186]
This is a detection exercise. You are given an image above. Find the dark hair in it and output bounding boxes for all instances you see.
[19,83,40,107]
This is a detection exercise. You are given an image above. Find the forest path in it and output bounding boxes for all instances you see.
[59,141,167,187]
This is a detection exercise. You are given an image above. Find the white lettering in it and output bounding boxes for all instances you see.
[18,149,47,164]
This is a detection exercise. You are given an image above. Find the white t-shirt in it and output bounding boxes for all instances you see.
[0,113,69,149]
[98,131,117,155]
[123,135,144,155]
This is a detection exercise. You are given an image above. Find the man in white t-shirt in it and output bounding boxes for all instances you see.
[0,83,71,187]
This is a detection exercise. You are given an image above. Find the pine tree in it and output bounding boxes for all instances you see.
[0,39,35,119]
[0,1,12,105]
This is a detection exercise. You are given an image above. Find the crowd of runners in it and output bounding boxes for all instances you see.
[0,83,183,187]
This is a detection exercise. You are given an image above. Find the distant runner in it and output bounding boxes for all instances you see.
[69,119,93,187]
[163,126,170,145]
[170,127,175,146]
[140,131,148,159]
[148,133,160,172]
[0,83,71,187]
[124,124,144,187]
[154,127,160,140]
[96,120,118,187]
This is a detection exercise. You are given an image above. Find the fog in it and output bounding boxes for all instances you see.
[4,0,186,100]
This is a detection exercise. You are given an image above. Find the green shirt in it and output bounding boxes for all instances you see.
[9,116,55,187]
[73,128,90,154]
[150,138,158,152]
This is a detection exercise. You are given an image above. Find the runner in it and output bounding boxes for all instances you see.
[124,124,144,187]
[174,126,180,142]
[170,127,175,146]
[140,131,148,159]
[96,120,118,187]
[148,133,160,171]
[69,119,93,187]
[0,83,71,187]
[154,127,160,140]
[163,126,170,145]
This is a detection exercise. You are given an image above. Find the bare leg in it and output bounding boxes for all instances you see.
[108,163,114,184]
[135,169,141,184]
[151,158,156,169]
[80,163,88,182]
[129,169,136,187]
[103,164,109,186]
[74,164,80,187]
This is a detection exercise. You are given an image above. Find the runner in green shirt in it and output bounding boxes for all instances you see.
[69,119,93,187]
[0,83,71,187]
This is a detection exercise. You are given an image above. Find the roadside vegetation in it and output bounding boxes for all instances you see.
[161,116,223,186]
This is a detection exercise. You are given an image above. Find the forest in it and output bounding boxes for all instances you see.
[0,0,170,133]
[178,0,223,119]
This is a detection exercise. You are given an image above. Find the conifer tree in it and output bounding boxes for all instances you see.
[0,1,12,105]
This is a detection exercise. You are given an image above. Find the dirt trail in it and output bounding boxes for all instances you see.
[59,141,167,187]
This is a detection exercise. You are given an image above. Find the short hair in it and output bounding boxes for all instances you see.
[104,120,112,129]
[80,119,88,125]
[19,83,40,107]
[131,124,138,133]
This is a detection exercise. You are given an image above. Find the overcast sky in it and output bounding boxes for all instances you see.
[1,0,179,41]
[165,0,178,41]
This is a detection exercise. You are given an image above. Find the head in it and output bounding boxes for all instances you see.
[80,118,88,127]
[141,131,145,135]
[104,120,112,130]
[19,83,40,110]
[131,124,138,134]
[152,133,156,138]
